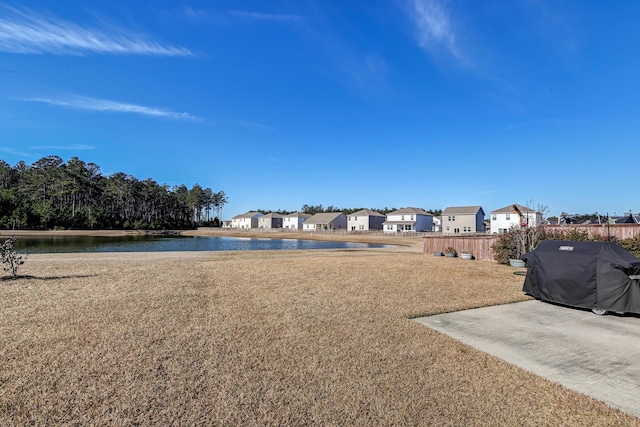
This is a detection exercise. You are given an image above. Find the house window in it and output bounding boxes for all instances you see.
[448,216,455,221]
[446,226,450,231]
[401,215,405,220]
[359,225,364,230]
[411,215,414,220]
[492,214,496,221]
[506,214,511,220]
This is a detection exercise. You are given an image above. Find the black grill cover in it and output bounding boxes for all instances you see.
[521,240,640,313]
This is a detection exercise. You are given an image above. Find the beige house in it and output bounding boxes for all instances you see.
[258,213,283,229]
[347,209,385,231]
[302,212,347,231]
[441,206,485,234]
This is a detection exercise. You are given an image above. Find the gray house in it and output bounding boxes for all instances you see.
[258,213,283,229]
[347,209,385,231]
[441,206,485,234]
[302,212,347,231]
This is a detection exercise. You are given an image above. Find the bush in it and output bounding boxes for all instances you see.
[492,226,543,264]
[492,226,618,264]
[491,232,519,264]
[618,234,640,258]
[1,236,26,277]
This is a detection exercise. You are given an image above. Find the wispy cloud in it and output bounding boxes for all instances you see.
[0,3,193,56]
[407,0,467,64]
[229,10,302,22]
[0,146,30,157]
[22,95,201,121]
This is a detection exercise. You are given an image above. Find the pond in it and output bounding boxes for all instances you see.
[12,235,393,254]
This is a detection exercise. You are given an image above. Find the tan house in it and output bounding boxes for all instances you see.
[258,213,283,229]
[302,212,347,231]
[441,206,485,234]
[347,209,385,231]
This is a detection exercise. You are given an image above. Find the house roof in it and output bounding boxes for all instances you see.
[491,203,537,214]
[304,212,345,224]
[442,206,484,215]
[615,213,640,224]
[259,213,283,219]
[284,212,312,218]
[232,211,264,219]
[350,209,384,217]
[387,207,432,216]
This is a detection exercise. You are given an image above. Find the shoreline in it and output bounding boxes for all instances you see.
[1,228,426,250]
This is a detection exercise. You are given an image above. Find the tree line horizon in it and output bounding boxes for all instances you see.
[0,156,227,230]
[252,205,443,217]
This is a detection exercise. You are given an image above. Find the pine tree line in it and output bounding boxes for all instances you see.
[0,156,227,230]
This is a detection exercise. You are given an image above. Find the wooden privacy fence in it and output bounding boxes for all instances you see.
[541,224,640,240]
[423,235,499,261]
[424,224,640,262]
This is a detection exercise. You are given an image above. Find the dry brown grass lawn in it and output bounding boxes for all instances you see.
[1,244,638,425]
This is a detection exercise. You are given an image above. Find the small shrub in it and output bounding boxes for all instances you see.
[444,247,457,255]
[491,232,519,264]
[492,226,546,264]
[1,236,26,277]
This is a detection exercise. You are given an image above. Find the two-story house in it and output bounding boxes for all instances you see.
[441,206,485,234]
[283,212,311,229]
[383,207,433,233]
[231,211,264,229]
[258,213,283,229]
[490,204,542,234]
[347,209,385,231]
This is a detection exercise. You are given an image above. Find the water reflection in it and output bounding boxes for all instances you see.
[12,235,391,254]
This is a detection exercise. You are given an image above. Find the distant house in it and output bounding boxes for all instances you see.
[441,206,485,234]
[383,207,433,233]
[432,216,442,232]
[258,213,283,229]
[347,209,385,231]
[231,211,264,229]
[221,220,232,229]
[302,212,347,231]
[283,212,311,229]
[490,204,543,234]
[615,213,640,224]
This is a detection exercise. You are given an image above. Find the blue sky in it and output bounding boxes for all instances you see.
[1,1,638,219]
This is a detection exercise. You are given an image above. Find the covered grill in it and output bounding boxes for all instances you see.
[521,240,640,314]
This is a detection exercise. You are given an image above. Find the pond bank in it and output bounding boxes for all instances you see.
[1,228,425,252]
